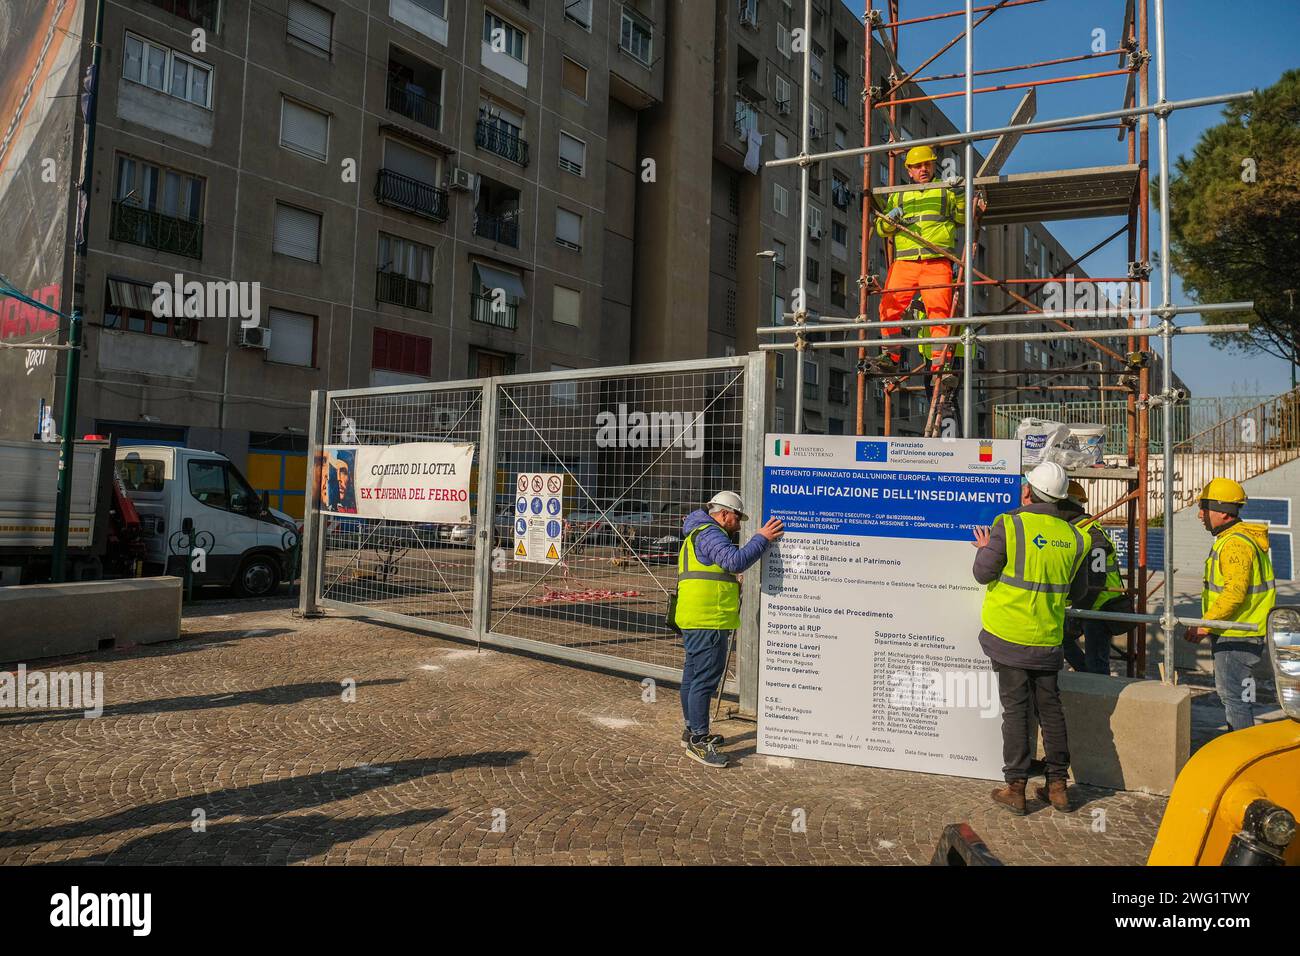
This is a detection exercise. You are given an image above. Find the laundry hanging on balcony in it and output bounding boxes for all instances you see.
[744,127,765,175]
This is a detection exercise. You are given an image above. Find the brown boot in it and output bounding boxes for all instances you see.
[1035,779,1073,813]
[990,779,1026,815]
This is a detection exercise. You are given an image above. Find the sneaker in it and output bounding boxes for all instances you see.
[680,727,724,749]
[684,736,729,769]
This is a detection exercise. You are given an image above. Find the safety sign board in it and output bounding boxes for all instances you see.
[758,434,1021,781]
[514,472,563,564]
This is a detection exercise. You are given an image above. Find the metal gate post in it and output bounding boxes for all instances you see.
[738,350,771,717]
[471,379,499,641]
[297,388,326,617]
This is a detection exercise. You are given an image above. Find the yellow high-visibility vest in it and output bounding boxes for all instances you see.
[1202,528,1276,639]
[981,511,1086,647]
[675,526,740,630]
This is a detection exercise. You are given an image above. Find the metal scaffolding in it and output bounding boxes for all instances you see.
[763,0,1256,682]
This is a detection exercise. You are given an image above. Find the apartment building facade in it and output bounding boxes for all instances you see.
[59,0,663,516]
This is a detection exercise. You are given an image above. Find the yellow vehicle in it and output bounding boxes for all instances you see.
[1148,606,1300,866]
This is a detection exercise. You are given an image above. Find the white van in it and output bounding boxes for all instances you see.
[115,445,299,597]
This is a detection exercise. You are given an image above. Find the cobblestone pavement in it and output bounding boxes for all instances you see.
[0,596,1169,865]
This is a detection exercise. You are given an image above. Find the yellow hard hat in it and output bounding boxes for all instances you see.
[904,145,938,166]
[1067,480,1087,504]
[1199,477,1246,509]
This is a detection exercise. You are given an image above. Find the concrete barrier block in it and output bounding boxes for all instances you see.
[0,577,182,663]
[1058,670,1191,795]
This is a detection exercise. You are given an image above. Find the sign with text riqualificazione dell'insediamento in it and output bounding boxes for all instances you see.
[759,435,1021,781]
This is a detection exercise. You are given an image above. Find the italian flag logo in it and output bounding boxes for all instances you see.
[774,439,791,456]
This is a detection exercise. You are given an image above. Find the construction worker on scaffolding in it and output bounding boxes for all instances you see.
[865,145,986,380]
[1183,478,1277,732]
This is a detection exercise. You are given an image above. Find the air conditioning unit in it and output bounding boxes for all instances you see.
[776,376,785,390]
[449,167,474,191]
[238,326,271,350]
[808,225,823,240]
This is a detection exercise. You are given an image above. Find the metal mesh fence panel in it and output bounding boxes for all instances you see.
[319,385,484,631]
[487,364,749,675]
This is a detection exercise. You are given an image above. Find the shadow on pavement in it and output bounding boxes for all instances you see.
[0,678,405,726]
[1,753,527,851]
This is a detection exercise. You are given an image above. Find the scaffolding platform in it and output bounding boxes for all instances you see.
[871,164,1141,225]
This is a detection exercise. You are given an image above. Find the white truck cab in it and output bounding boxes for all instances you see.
[115,445,298,597]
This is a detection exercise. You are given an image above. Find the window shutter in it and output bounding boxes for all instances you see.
[562,58,587,98]
[268,308,315,365]
[558,133,585,174]
[287,0,333,54]
[383,139,438,183]
[553,286,580,326]
[281,99,329,160]
[556,208,582,247]
[273,203,321,261]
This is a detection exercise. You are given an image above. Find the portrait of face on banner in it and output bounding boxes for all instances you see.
[320,448,358,514]
[315,442,475,523]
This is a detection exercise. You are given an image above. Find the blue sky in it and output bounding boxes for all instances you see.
[843,0,1299,396]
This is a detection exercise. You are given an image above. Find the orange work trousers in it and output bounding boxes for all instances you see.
[878,258,956,368]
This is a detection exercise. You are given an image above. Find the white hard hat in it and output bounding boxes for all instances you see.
[707,491,748,520]
[1025,462,1069,501]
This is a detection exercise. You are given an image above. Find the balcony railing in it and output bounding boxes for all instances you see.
[386,75,442,130]
[143,0,219,31]
[473,211,520,247]
[619,6,654,66]
[376,270,433,312]
[475,120,529,166]
[109,201,204,259]
[375,168,449,222]
[471,292,518,330]
[828,386,848,405]
[803,381,820,402]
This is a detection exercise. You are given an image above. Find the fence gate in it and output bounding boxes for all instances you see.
[300,354,769,712]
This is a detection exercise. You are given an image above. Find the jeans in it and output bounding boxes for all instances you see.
[992,661,1070,783]
[1062,620,1113,674]
[680,629,731,737]
[1211,638,1265,732]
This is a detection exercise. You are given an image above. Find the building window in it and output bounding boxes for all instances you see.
[110,155,204,258]
[123,32,213,108]
[776,23,791,58]
[377,138,448,221]
[773,183,788,217]
[484,10,527,62]
[805,256,820,285]
[471,262,524,329]
[555,207,583,251]
[831,220,848,246]
[565,0,593,28]
[372,327,432,377]
[267,307,316,366]
[103,277,198,339]
[477,100,529,166]
[774,74,792,112]
[387,48,443,131]
[286,0,332,56]
[562,57,588,99]
[774,131,788,160]
[279,97,330,161]
[553,285,581,327]
[773,239,786,265]
[273,203,322,262]
[619,5,653,65]
[471,347,515,377]
[142,0,221,33]
[558,131,586,176]
[376,232,434,312]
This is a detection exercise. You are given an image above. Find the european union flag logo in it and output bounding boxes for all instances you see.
[855,441,888,462]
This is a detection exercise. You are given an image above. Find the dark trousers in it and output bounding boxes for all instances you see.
[993,661,1070,783]
[680,629,730,736]
[1062,620,1113,674]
